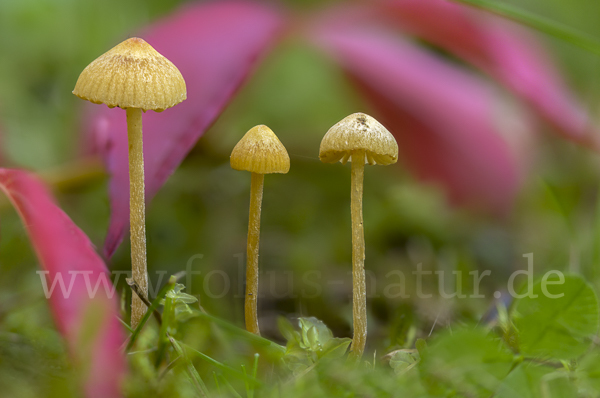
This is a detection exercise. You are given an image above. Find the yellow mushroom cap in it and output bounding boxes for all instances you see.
[230,125,290,174]
[319,113,398,165]
[73,37,186,112]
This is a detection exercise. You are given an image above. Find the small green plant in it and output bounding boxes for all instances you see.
[279,317,351,375]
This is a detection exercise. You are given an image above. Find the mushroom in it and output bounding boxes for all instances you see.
[231,125,290,335]
[319,113,398,359]
[73,37,186,328]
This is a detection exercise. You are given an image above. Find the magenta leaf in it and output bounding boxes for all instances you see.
[311,25,534,213]
[0,169,125,398]
[376,0,592,143]
[86,1,285,257]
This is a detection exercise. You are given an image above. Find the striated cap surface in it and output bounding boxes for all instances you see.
[319,113,398,165]
[230,125,290,174]
[73,37,186,111]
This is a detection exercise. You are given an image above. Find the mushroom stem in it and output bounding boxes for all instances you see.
[350,150,366,359]
[245,172,264,335]
[126,107,148,329]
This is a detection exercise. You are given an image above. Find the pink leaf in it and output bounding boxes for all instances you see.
[0,169,125,398]
[376,0,592,143]
[311,25,535,213]
[86,1,285,257]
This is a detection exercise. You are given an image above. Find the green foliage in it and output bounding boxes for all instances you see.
[168,336,210,397]
[114,272,600,397]
[419,328,514,396]
[389,349,419,375]
[163,283,199,322]
[496,364,576,398]
[576,351,600,396]
[512,274,599,359]
[279,317,351,375]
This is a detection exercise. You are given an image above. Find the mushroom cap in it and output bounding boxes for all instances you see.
[319,113,398,165]
[230,125,290,174]
[73,37,186,111]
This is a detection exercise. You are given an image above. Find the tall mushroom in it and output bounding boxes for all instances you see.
[231,125,290,335]
[73,38,186,328]
[319,113,398,359]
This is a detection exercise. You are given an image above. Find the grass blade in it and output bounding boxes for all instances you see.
[219,374,243,398]
[195,312,285,356]
[252,353,259,380]
[181,342,262,387]
[248,353,259,398]
[155,293,174,367]
[158,355,182,380]
[242,365,250,398]
[169,336,210,397]
[213,372,221,395]
[117,317,134,334]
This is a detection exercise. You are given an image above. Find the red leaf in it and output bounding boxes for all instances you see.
[311,26,535,213]
[377,0,592,142]
[0,169,125,398]
[86,1,285,257]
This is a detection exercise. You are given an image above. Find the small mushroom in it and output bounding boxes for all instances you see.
[231,125,290,335]
[319,113,398,359]
[73,37,186,329]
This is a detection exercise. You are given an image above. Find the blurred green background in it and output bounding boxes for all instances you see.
[0,0,600,396]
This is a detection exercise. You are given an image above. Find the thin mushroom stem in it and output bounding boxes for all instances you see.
[350,150,366,359]
[246,172,264,335]
[127,107,148,329]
